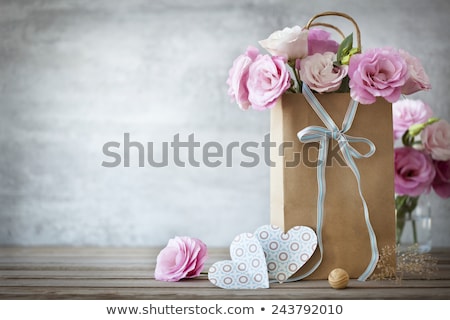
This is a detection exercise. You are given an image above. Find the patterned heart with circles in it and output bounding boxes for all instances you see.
[208,233,269,289]
[254,225,317,283]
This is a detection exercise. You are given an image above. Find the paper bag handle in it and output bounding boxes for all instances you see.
[304,11,361,50]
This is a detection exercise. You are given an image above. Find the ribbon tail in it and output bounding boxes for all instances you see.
[356,187,379,281]
[341,148,379,281]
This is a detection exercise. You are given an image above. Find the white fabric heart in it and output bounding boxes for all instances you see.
[254,224,317,283]
[208,233,269,289]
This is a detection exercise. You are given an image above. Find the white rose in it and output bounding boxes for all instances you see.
[422,119,450,161]
[300,52,348,93]
[258,26,308,60]
[399,49,432,95]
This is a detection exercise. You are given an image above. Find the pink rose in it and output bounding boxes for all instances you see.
[307,28,339,55]
[348,47,408,104]
[258,26,308,60]
[300,52,348,93]
[394,147,436,197]
[399,49,431,95]
[154,236,207,282]
[392,99,433,140]
[247,54,291,110]
[421,119,450,161]
[432,160,450,198]
[226,46,260,110]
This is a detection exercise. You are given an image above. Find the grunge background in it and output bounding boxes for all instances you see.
[0,0,448,247]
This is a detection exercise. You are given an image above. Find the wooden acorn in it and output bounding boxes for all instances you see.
[328,268,349,289]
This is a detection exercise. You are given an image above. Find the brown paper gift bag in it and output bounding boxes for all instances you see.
[270,89,396,280]
[269,11,396,281]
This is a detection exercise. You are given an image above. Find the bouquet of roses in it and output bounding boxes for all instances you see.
[393,99,450,246]
[225,12,445,252]
[226,13,431,110]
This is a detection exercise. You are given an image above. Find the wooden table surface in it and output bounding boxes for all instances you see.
[0,247,449,300]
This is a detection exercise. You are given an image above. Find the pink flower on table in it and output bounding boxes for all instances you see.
[226,46,260,110]
[307,28,339,55]
[300,52,348,93]
[394,147,436,197]
[154,236,207,282]
[421,119,450,161]
[432,160,450,198]
[348,47,408,104]
[399,49,432,95]
[247,54,291,110]
[258,26,308,60]
[392,99,433,140]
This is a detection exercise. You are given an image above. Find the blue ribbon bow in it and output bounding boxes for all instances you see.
[288,84,379,282]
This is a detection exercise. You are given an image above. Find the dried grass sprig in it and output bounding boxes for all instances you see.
[370,245,438,283]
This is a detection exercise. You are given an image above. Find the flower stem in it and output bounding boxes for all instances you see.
[287,61,302,93]
[395,195,419,245]
[412,219,418,244]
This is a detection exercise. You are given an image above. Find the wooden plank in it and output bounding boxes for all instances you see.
[0,247,449,300]
[0,286,449,300]
[1,278,449,289]
[0,247,227,257]
[0,270,156,278]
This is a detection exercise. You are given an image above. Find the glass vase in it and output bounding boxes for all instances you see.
[396,194,432,253]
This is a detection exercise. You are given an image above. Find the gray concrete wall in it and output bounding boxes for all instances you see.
[0,0,448,247]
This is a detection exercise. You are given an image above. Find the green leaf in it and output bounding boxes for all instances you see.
[337,33,353,64]
[336,76,350,93]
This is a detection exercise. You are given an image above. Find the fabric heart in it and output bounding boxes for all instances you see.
[208,233,269,289]
[254,224,317,283]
